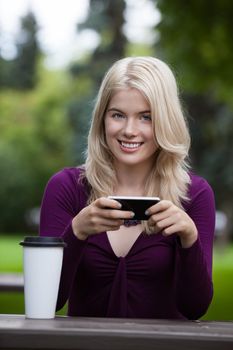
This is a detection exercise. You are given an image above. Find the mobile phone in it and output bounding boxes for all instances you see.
[108,196,160,220]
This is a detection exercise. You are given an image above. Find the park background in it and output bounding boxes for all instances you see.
[0,0,233,320]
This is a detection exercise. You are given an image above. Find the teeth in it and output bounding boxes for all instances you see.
[121,142,141,149]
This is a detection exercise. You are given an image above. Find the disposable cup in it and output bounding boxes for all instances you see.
[20,236,66,319]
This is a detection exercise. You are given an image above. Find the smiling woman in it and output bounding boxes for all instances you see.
[39,56,215,320]
[104,88,157,170]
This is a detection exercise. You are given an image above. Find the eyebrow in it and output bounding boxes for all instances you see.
[107,107,151,114]
[107,107,124,113]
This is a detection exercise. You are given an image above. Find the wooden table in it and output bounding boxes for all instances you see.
[0,314,233,350]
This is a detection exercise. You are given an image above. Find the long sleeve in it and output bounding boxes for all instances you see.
[39,167,88,310]
[175,176,215,319]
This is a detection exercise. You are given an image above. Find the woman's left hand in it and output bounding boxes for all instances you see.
[146,200,198,248]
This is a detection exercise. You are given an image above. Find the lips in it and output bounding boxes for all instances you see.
[118,140,143,149]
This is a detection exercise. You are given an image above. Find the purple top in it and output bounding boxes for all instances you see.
[40,167,215,319]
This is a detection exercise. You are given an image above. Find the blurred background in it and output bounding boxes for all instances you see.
[0,0,233,320]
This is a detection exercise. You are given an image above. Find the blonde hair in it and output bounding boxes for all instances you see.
[84,56,191,233]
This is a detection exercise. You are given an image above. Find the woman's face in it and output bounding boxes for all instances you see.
[104,88,157,169]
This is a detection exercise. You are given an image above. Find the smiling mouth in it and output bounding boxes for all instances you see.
[118,140,143,149]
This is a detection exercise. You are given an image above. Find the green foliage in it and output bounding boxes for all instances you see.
[0,67,73,232]
[0,11,40,90]
[68,0,127,162]
[154,0,233,235]
[126,42,155,57]
[13,11,40,89]
[0,145,35,232]
[155,0,233,100]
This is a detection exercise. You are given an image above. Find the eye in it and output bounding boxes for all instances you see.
[141,114,152,122]
[112,113,125,119]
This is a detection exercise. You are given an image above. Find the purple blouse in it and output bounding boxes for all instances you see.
[39,167,215,319]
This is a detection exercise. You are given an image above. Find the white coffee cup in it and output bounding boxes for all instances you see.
[20,236,66,319]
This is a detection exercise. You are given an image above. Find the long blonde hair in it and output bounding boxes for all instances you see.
[84,56,191,232]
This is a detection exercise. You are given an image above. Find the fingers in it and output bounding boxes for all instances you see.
[86,217,124,233]
[94,197,135,220]
[73,197,135,238]
[146,200,172,217]
[147,200,190,236]
[95,197,122,209]
[147,200,172,225]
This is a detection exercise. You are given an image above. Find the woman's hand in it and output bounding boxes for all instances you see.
[72,197,134,240]
[146,200,198,248]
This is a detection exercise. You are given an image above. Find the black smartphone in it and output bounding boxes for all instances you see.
[108,196,160,220]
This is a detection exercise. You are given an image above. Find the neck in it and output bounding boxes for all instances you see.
[114,163,153,196]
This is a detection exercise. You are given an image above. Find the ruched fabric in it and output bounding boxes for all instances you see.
[40,167,215,319]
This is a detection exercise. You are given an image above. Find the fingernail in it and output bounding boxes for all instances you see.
[145,210,149,216]
[131,212,135,218]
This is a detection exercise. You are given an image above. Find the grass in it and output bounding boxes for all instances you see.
[202,246,233,320]
[0,234,24,272]
[0,234,233,320]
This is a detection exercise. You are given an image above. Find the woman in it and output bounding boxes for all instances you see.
[40,56,215,319]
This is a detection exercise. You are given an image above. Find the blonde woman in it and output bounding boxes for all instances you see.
[40,56,215,319]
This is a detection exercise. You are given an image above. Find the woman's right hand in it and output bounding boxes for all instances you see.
[72,197,134,240]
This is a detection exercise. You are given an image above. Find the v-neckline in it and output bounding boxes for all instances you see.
[105,230,143,259]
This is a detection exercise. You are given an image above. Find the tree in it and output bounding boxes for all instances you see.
[0,68,73,232]
[68,0,127,164]
[13,10,40,89]
[0,10,40,90]
[154,0,233,234]
[155,0,233,99]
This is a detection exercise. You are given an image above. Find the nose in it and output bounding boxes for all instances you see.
[123,118,138,138]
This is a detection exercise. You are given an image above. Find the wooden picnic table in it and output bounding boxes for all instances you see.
[0,314,233,350]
